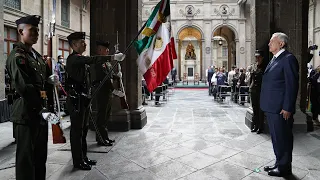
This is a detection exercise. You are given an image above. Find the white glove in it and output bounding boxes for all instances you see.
[117,72,122,78]
[42,112,60,124]
[114,53,126,62]
[48,74,60,85]
[112,89,125,97]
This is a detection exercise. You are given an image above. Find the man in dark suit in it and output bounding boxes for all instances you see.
[260,32,299,177]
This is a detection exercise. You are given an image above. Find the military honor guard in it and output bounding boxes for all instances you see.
[249,50,267,134]
[6,15,60,180]
[90,40,124,146]
[65,32,125,170]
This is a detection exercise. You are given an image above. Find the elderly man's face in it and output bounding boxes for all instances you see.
[268,35,285,54]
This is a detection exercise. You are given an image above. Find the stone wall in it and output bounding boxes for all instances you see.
[90,0,147,131]
[0,0,5,100]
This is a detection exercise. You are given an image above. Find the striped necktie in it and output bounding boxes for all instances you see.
[267,56,276,67]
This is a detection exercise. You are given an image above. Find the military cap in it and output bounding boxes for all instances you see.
[15,15,41,27]
[255,50,264,57]
[96,41,110,48]
[67,32,86,42]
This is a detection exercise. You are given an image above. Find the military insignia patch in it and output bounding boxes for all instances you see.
[15,53,26,58]
[154,37,163,51]
[17,58,26,64]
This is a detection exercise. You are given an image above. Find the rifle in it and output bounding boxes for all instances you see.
[114,31,129,109]
[47,0,66,144]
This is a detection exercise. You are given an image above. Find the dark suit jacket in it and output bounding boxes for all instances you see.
[260,50,299,114]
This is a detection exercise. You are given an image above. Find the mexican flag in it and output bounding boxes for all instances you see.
[135,0,177,92]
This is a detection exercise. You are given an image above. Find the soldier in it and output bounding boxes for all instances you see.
[250,50,267,134]
[6,15,60,180]
[65,32,125,170]
[91,40,124,146]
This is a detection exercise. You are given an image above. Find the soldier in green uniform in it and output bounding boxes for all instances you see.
[65,32,125,170]
[6,15,60,180]
[90,41,124,146]
[249,50,267,134]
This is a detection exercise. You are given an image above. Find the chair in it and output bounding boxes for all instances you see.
[182,73,188,85]
[194,73,200,85]
[217,85,232,104]
[238,86,250,105]
[168,81,175,95]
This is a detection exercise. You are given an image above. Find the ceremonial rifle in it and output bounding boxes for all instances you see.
[114,31,129,109]
[47,0,66,144]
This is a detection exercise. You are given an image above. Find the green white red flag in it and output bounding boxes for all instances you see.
[134,0,177,92]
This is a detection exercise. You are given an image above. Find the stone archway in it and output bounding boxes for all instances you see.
[177,27,203,81]
[212,26,237,71]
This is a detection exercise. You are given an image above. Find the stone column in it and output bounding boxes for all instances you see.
[90,0,147,131]
[0,0,5,100]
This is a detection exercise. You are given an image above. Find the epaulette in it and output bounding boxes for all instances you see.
[15,48,26,59]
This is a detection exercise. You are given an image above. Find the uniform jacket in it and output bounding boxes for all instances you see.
[6,42,53,124]
[260,50,299,114]
[66,52,112,93]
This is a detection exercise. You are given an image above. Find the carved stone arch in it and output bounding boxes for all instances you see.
[212,23,239,41]
[176,24,204,41]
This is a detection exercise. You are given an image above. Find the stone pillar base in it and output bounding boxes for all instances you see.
[245,107,269,133]
[245,107,314,133]
[108,109,131,132]
[293,109,313,132]
[130,106,147,129]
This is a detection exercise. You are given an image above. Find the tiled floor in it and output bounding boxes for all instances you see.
[0,89,320,180]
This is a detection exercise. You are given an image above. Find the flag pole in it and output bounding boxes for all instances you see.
[123,21,148,54]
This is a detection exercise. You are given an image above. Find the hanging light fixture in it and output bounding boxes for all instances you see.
[219,27,223,46]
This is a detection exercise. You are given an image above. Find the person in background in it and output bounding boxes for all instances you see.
[215,67,227,100]
[55,55,65,82]
[228,65,236,86]
[171,67,177,84]
[309,65,320,126]
[207,66,214,95]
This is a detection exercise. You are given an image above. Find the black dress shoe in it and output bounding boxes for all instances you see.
[106,139,115,143]
[97,140,113,146]
[257,130,263,134]
[251,128,258,133]
[84,158,97,166]
[74,162,91,170]
[264,165,277,172]
[268,167,292,177]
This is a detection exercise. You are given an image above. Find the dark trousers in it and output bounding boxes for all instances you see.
[15,122,48,180]
[251,90,264,130]
[310,87,320,120]
[94,85,112,141]
[67,96,90,165]
[266,112,293,169]
[155,86,165,103]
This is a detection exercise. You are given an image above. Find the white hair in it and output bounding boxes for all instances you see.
[272,32,288,48]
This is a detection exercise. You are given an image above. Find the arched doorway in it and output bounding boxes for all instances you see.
[212,26,236,71]
[177,27,203,81]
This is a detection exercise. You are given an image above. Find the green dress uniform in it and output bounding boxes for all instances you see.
[250,50,266,133]
[65,32,113,169]
[5,14,53,180]
[90,41,115,145]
